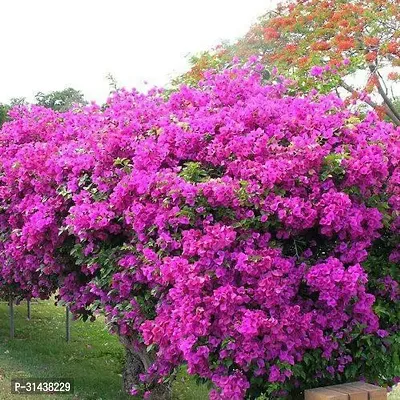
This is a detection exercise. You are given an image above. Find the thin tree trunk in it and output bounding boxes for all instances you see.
[340,79,400,126]
[368,64,400,124]
[119,336,171,400]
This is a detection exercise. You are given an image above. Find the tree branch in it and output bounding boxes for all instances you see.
[377,70,388,95]
[368,64,400,124]
[339,79,400,126]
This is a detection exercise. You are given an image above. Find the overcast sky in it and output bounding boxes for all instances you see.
[0,0,278,104]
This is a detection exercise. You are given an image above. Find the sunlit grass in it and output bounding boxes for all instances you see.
[0,299,208,400]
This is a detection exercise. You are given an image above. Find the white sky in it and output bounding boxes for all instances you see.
[0,0,277,104]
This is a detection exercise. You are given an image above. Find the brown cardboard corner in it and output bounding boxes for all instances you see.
[305,387,350,400]
[325,384,368,400]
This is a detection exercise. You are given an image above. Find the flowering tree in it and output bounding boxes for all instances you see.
[0,105,66,301]
[172,49,229,87]
[0,64,399,399]
[179,0,400,125]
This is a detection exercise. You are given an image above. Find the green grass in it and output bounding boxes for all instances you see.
[0,299,129,400]
[0,299,397,399]
[0,299,208,400]
[391,386,400,400]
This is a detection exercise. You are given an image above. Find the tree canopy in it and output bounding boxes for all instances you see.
[179,0,400,124]
[35,87,87,112]
[0,89,86,128]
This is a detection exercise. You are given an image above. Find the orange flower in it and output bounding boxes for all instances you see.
[374,105,386,119]
[365,52,378,62]
[285,44,298,52]
[264,27,280,40]
[365,75,379,92]
[311,41,331,51]
[298,56,309,66]
[329,59,341,67]
[388,71,400,80]
[350,91,358,100]
[364,37,380,47]
[336,38,355,51]
[272,17,286,28]
[387,42,398,54]
[283,17,296,27]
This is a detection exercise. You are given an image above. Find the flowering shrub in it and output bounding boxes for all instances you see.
[0,64,399,399]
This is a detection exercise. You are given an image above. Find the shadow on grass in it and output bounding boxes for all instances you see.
[0,300,208,400]
[0,299,131,400]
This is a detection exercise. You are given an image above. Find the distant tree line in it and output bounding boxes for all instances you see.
[0,87,87,128]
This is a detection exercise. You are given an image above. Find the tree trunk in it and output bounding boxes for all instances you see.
[120,336,171,400]
[122,347,145,392]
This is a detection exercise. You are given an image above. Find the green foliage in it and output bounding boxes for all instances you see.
[179,161,225,183]
[0,103,9,128]
[320,152,349,182]
[0,299,130,400]
[35,88,87,112]
[179,162,209,183]
[106,73,119,93]
[0,299,211,399]
[9,97,27,107]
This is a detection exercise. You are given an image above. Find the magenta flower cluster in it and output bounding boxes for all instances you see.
[0,64,399,399]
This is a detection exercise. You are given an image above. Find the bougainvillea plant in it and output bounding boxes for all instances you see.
[0,62,399,399]
[179,0,400,125]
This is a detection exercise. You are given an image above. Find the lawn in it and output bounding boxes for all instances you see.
[0,299,397,400]
[392,387,400,400]
[0,299,208,400]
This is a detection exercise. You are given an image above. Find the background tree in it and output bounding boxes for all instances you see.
[35,87,87,111]
[106,73,120,93]
[0,98,29,129]
[1,89,86,129]
[180,0,400,125]
[173,48,230,87]
[9,97,27,107]
[0,104,9,128]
